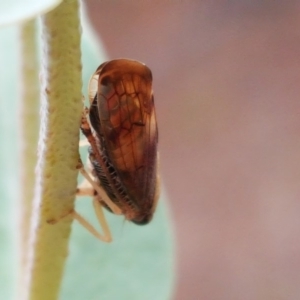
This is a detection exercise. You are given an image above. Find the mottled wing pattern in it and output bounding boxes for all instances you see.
[91,59,158,219]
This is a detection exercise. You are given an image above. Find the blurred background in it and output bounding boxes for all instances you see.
[85,1,300,299]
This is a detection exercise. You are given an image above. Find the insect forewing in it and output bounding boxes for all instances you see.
[90,59,158,223]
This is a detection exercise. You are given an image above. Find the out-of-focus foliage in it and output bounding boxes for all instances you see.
[0,0,62,26]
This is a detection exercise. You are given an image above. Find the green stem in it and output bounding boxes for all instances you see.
[24,1,82,299]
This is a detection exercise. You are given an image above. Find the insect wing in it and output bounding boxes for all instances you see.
[96,60,158,214]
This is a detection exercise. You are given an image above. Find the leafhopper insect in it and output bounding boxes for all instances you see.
[76,59,160,241]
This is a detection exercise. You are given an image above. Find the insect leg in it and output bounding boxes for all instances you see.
[70,202,112,242]
[76,186,94,196]
[73,184,112,242]
[77,164,122,215]
[48,167,114,242]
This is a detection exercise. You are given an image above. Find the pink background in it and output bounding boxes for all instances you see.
[86,1,300,299]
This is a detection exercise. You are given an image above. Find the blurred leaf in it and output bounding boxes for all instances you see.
[0,24,19,300]
[0,0,62,26]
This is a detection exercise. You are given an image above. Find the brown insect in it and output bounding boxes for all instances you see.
[76,59,160,241]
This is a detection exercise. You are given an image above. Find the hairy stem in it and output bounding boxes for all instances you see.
[24,1,82,299]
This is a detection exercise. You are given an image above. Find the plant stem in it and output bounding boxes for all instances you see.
[24,1,82,299]
[18,19,40,296]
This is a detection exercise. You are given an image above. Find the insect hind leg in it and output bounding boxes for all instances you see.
[47,187,112,242]
[75,178,113,242]
[77,162,122,215]
[71,196,112,243]
[74,159,121,242]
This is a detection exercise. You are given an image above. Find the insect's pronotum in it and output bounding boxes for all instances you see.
[75,59,160,242]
